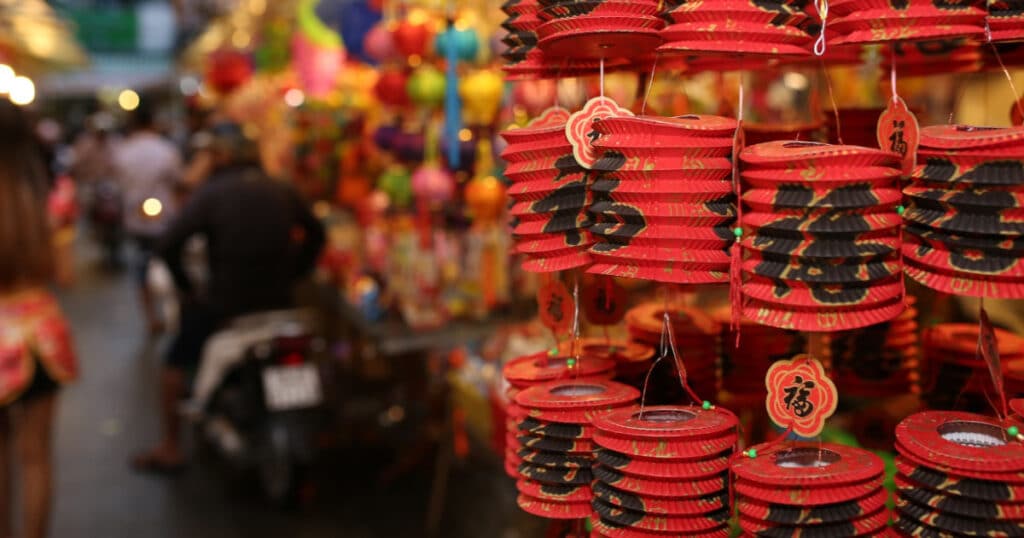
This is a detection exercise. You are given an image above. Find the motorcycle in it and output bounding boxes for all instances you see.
[187,309,330,505]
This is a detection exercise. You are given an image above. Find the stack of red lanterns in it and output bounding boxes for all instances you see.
[732,442,890,536]
[535,0,664,60]
[501,0,546,80]
[557,338,656,391]
[512,379,639,520]
[502,0,627,78]
[590,405,736,537]
[920,322,1024,411]
[502,351,616,478]
[586,115,738,286]
[501,112,595,272]
[625,303,721,401]
[739,141,906,331]
[894,411,1024,536]
[831,297,921,398]
[658,0,815,61]
[828,0,987,45]
[902,125,1024,299]
[988,1,1024,43]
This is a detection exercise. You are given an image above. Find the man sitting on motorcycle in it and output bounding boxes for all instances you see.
[132,122,326,472]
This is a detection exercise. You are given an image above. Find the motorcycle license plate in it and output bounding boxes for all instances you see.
[262,364,323,411]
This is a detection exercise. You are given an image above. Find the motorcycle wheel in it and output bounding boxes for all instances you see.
[258,423,301,506]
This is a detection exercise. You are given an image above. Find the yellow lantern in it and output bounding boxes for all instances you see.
[459,69,504,126]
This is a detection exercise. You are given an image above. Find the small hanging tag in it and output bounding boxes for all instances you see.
[979,305,1008,418]
[537,276,574,336]
[527,107,570,129]
[1012,97,1024,127]
[765,354,838,438]
[566,96,634,169]
[876,95,920,177]
[581,276,627,326]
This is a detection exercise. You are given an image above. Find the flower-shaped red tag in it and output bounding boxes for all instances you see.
[581,276,627,326]
[765,354,838,438]
[876,95,919,177]
[537,276,574,335]
[566,97,634,169]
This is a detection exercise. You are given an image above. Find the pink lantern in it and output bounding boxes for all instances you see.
[411,164,455,204]
[292,33,345,99]
[512,79,556,116]
[364,24,398,63]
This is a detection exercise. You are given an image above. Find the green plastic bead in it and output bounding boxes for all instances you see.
[897,205,906,215]
[1010,426,1020,437]
[733,227,743,238]
[702,400,713,410]
[548,347,558,357]
[746,448,758,458]
[566,358,577,368]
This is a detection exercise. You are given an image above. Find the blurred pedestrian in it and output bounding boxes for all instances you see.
[71,114,123,269]
[113,104,183,335]
[132,121,324,472]
[0,101,78,538]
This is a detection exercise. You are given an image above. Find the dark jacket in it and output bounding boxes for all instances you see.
[157,165,325,318]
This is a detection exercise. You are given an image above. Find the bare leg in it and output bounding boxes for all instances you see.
[0,407,11,538]
[14,394,56,538]
[132,367,185,470]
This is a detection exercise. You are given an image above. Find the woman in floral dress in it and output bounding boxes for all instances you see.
[0,100,77,538]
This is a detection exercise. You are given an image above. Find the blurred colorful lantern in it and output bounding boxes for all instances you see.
[411,164,456,204]
[407,65,446,108]
[465,174,506,223]
[364,24,398,63]
[393,20,432,57]
[254,20,291,72]
[393,131,426,162]
[373,124,400,150]
[374,68,410,106]
[291,33,344,99]
[460,69,503,126]
[336,174,372,208]
[377,164,413,208]
[435,27,479,63]
[511,80,556,117]
[323,0,382,63]
[205,50,253,95]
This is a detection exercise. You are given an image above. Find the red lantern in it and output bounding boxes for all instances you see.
[374,68,410,107]
[392,20,431,57]
[205,50,252,95]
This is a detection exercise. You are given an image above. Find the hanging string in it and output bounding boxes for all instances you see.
[986,21,1024,123]
[890,45,899,104]
[599,57,606,101]
[571,271,581,378]
[641,53,660,116]
[813,0,829,57]
[729,72,746,344]
[820,59,843,145]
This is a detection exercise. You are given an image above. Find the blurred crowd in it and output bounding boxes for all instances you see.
[0,96,325,538]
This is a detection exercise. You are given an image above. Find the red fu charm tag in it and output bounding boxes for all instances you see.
[581,276,627,326]
[566,97,633,170]
[765,355,838,438]
[537,276,574,335]
[877,96,919,177]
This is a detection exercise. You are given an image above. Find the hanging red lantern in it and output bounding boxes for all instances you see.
[205,50,253,95]
[374,68,410,107]
[392,20,431,57]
